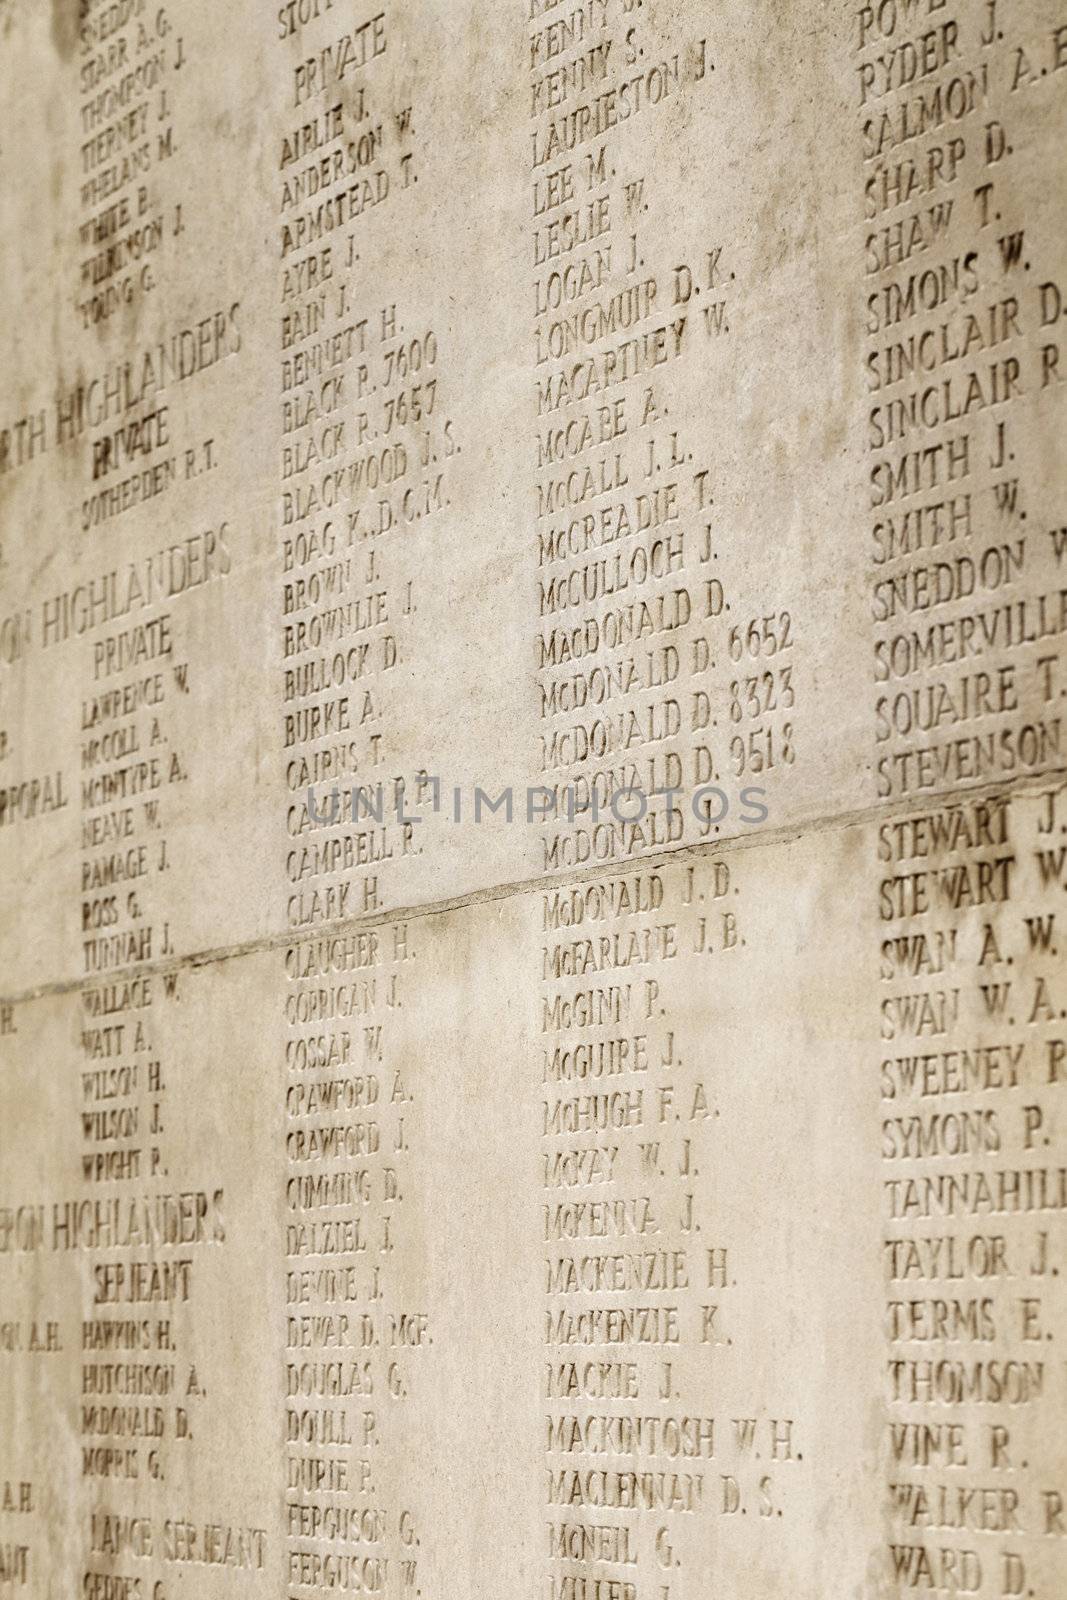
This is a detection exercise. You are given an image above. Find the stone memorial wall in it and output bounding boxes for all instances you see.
[1,0,1066,1596]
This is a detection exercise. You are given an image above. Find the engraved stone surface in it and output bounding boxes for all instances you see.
[1,0,1066,1596]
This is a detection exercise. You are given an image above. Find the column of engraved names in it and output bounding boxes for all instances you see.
[858,0,1067,1592]
[77,0,196,554]
[540,846,810,1599]
[531,3,810,1594]
[542,865,693,1600]
[10,488,245,1587]
[77,0,180,329]
[532,0,795,874]
[530,25,707,1594]
[276,7,443,1594]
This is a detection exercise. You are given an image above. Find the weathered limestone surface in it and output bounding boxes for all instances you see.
[1,0,1066,1596]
